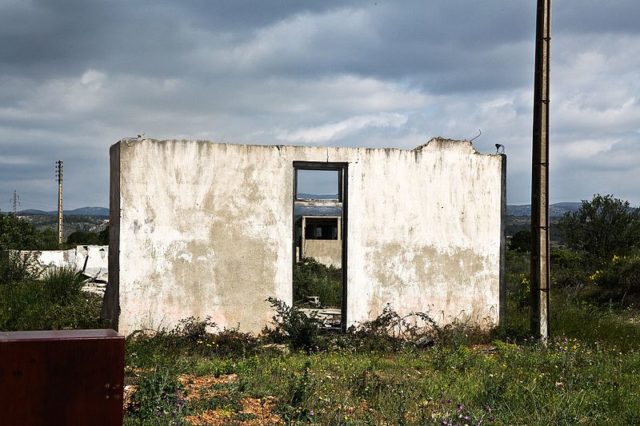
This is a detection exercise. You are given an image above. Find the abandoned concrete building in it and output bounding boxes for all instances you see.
[103,137,506,335]
[296,216,342,268]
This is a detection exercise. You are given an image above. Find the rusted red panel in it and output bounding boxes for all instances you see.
[0,329,124,426]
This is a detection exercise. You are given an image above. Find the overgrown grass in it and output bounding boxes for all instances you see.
[503,248,640,351]
[122,249,640,424]
[3,246,640,423]
[124,337,640,424]
[0,253,104,331]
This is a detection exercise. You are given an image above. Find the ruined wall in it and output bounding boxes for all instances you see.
[6,246,108,279]
[346,140,504,325]
[303,240,342,268]
[106,138,505,334]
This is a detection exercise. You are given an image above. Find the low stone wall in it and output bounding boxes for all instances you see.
[6,246,108,282]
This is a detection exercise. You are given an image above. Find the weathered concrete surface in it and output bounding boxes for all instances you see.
[76,245,108,280]
[106,138,505,334]
[303,240,341,268]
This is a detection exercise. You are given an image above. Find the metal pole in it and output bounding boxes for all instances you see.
[56,161,64,246]
[531,0,551,341]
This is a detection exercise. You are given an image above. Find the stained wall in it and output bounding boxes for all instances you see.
[104,138,505,334]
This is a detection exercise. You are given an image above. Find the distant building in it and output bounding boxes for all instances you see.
[296,215,342,268]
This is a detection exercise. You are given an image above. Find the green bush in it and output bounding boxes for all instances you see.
[0,250,41,285]
[0,213,58,250]
[265,297,321,353]
[293,258,342,308]
[42,266,85,303]
[278,360,317,422]
[559,194,640,263]
[125,317,261,368]
[509,230,532,252]
[589,252,640,305]
[0,279,103,331]
[66,230,103,245]
[551,247,588,288]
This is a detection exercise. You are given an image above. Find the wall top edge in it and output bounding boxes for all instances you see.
[111,136,501,157]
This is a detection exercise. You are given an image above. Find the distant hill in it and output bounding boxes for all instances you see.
[67,207,109,217]
[17,207,109,217]
[507,202,581,217]
[13,203,584,218]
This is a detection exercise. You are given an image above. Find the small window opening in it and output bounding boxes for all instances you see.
[304,217,339,240]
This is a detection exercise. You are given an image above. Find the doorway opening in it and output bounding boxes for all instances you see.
[293,162,347,331]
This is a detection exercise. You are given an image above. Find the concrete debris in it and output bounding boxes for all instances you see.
[260,343,290,355]
[299,308,342,329]
[414,336,435,348]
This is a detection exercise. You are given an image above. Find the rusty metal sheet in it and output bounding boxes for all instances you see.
[0,329,124,426]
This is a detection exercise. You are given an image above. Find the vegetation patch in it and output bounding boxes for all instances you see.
[3,194,640,424]
[0,252,104,331]
[293,258,342,307]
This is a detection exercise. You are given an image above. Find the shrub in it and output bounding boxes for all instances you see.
[0,213,58,250]
[559,194,640,263]
[510,230,532,252]
[172,316,216,343]
[504,250,531,312]
[0,254,103,331]
[590,252,640,305]
[42,266,85,303]
[265,297,322,352]
[278,361,316,422]
[0,250,41,285]
[551,247,588,288]
[66,230,103,245]
[126,317,261,366]
[0,279,103,331]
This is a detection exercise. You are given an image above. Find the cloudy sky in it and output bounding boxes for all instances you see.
[1,0,639,210]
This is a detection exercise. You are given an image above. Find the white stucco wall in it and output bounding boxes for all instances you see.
[105,138,505,334]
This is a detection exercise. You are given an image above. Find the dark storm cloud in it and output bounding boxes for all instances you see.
[554,0,640,35]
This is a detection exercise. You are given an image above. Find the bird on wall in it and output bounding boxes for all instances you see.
[495,144,505,154]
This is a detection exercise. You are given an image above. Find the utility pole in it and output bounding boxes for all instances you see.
[56,160,64,246]
[12,190,19,214]
[531,0,551,341]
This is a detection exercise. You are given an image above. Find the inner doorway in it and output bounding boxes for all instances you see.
[293,162,347,330]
